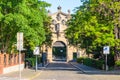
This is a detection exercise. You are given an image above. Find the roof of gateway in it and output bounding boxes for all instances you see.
[48,6,71,17]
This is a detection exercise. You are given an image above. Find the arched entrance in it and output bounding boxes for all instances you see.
[52,41,67,61]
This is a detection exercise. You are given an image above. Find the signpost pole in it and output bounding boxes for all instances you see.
[35,55,38,71]
[33,47,39,72]
[105,54,108,71]
[103,46,109,71]
[19,50,21,80]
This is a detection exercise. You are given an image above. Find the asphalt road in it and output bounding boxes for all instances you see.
[32,61,90,80]
[32,61,120,80]
[0,61,120,80]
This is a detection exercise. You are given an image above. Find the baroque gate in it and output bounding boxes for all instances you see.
[46,6,81,62]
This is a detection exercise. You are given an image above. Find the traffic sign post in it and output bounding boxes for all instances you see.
[103,46,110,71]
[35,55,38,71]
[18,50,21,80]
[17,32,23,80]
[33,47,40,71]
[105,54,108,71]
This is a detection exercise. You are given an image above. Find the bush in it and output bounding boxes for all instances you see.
[115,60,120,67]
[26,58,36,67]
[77,57,84,63]
[94,59,104,69]
[83,58,93,66]
[108,54,115,67]
[25,56,41,67]
[77,57,104,69]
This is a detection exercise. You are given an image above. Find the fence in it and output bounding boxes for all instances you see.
[0,53,25,74]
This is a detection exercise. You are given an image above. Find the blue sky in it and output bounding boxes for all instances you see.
[41,0,82,13]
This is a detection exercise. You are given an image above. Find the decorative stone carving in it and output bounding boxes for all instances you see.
[57,6,62,11]
[56,13,61,21]
[68,9,70,14]
[61,19,66,25]
[52,19,56,25]
[55,23,60,32]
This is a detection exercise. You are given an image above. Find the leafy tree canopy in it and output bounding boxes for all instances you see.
[0,0,51,53]
[65,0,120,55]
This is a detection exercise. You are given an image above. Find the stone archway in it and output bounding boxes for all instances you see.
[46,6,82,62]
[52,41,66,61]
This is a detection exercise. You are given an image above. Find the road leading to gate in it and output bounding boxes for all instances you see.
[32,62,120,80]
[33,62,91,80]
[45,61,78,70]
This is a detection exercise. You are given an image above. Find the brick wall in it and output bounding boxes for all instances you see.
[0,53,25,74]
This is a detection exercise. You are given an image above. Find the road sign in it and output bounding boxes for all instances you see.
[103,46,110,71]
[33,47,40,71]
[103,46,110,54]
[17,32,23,50]
[33,47,40,55]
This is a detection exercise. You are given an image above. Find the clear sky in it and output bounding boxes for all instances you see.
[41,0,82,13]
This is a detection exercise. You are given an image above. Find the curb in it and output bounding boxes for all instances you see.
[69,62,120,74]
[69,62,104,74]
[44,62,49,67]
[69,62,85,73]
[37,62,50,70]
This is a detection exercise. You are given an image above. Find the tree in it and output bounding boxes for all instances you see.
[42,16,52,47]
[65,0,120,59]
[0,0,51,53]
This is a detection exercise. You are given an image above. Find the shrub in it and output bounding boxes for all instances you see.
[95,59,104,69]
[27,58,36,67]
[26,56,41,67]
[77,57,104,69]
[115,60,120,67]
[108,54,115,67]
[77,57,84,63]
[83,58,93,66]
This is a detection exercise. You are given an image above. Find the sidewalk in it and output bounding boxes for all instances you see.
[0,69,41,80]
[0,63,49,80]
[70,62,120,74]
